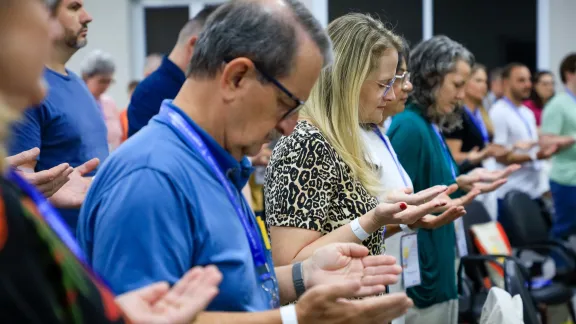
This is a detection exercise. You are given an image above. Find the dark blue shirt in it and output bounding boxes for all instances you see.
[77,100,276,311]
[127,56,185,137]
[8,68,109,230]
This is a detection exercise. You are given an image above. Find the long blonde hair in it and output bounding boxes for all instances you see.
[300,13,402,196]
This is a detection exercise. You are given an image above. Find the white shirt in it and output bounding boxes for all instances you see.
[361,126,413,324]
[489,98,545,199]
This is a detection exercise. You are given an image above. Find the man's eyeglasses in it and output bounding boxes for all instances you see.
[224,58,305,121]
[372,76,397,97]
[394,71,411,89]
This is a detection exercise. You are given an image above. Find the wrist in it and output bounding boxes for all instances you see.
[280,304,299,324]
[300,258,312,290]
[359,210,383,233]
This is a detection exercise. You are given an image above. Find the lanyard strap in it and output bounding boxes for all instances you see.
[157,104,272,282]
[5,168,113,289]
[503,97,533,138]
[431,124,457,180]
[464,106,489,144]
[372,125,409,187]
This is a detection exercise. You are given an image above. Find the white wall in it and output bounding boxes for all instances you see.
[67,0,132,109]
[547,0,576,88]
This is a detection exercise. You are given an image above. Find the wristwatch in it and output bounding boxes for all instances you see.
[292,262,306,298]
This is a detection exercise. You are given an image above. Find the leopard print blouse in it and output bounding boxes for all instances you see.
[264,120,382,255]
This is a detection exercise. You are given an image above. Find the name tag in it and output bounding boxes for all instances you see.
[454,218,468,257]
[400,233,421,288]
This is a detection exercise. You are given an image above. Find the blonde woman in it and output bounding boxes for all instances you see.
[264,14,449,270]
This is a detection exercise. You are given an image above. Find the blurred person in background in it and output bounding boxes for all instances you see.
[119,80,141,142]
[143,53,163,78]
[445,64,509,174]
[8,0,106,231]
[388,36,517,323]
[524,70,555,127]
[489,63,572,229]
[78,2,415,322]
[0,0,223,322]
[127,5,220,137]
[265,14,448,273]
[483,67,504,110]
[127,80,139,98]
[81,49,123,152]
[541,53,576,242]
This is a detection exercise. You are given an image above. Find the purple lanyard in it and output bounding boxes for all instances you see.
[372,125,409,187]
[431,124,457,180]
[503,97,533,138]
[157,103,278,307]
[566,88,576,104]
[464,106,489,144]
[5,168,111,288]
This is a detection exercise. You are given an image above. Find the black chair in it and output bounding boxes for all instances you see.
[503,258,541,324]
[458,200,576,323]
[502,190,576,285]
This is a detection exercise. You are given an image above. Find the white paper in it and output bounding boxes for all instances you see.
[400,234,421,288]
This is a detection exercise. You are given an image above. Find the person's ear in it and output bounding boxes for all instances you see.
[186,36,198,55]
[220,57,256,92]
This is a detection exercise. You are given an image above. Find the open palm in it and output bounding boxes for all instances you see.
[49,158,99,208]
[302,243,401,297]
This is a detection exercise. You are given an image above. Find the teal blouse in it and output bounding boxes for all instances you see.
[387,103,463,308]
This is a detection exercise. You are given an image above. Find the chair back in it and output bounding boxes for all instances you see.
[502,191,549,246]
[503,259,540,324]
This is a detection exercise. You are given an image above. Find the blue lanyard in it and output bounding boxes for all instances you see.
[464,106,489,144]
[503,97,533,138]
[372,125,409,187]
[431,124,457,180]
[5,168,112,288]
[567,88,576,104]
[157,103,278,307]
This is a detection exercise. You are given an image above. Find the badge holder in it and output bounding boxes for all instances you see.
[400,233,421,288]
[454,217,468,257]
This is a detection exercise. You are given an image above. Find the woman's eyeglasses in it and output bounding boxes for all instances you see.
[394,71,411,89]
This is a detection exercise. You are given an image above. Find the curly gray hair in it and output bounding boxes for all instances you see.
[409,35,474,128]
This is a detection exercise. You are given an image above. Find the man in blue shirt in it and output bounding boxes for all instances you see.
[8,0,107,230]
[127,5,220,137]
[78,1,414,323]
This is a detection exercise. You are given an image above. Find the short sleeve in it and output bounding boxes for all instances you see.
[489,106,509,146]
[264,130,337,232]
[8,106,43,158]
[78,169,193,295]
[541,99,563,135]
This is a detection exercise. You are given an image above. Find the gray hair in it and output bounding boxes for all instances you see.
[409,35,474,127]
[188,0,332,80]
[80,49,116,78]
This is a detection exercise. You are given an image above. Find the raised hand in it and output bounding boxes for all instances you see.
[302,243,401,297]
[116,266,222,324]
[382,185,448,205]
[372,199,447,226]
[409,206,467,230]
[466,146,489,164]
[536,144,559,160]
[6,147,73,197]
[295,281,413,324]
[485,143,510,159]
[514,140,538,151]
[49,158,100,208]
[433,184,480,211]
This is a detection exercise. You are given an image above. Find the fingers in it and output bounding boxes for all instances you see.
[362,263,402,277]
[352,293,413,321]
[444,183,459,196]
[5,147,40,167]
[338,243,370,259]
[457,189,481,205]
[126,282,170,304]
[410,185,448,205]
[374,202,407,223]
[423,206,466,229]
[34,163,72,190]
[402,187,413,194]
[361,254,397,268]
[76,158,100,176]
[309,280,362,302]
[354,284,388,298]
[395,199,447,224]
[475,178,507,193]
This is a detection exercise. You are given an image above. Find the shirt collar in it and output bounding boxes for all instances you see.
[158,56,186,84]
[156,100,253,190]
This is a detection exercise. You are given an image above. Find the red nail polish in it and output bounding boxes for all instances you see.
[400,203,407,210]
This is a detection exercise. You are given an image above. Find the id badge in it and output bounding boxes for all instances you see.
[254,167,266,185]
[454,218,468,257]
[400,234,421,288]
